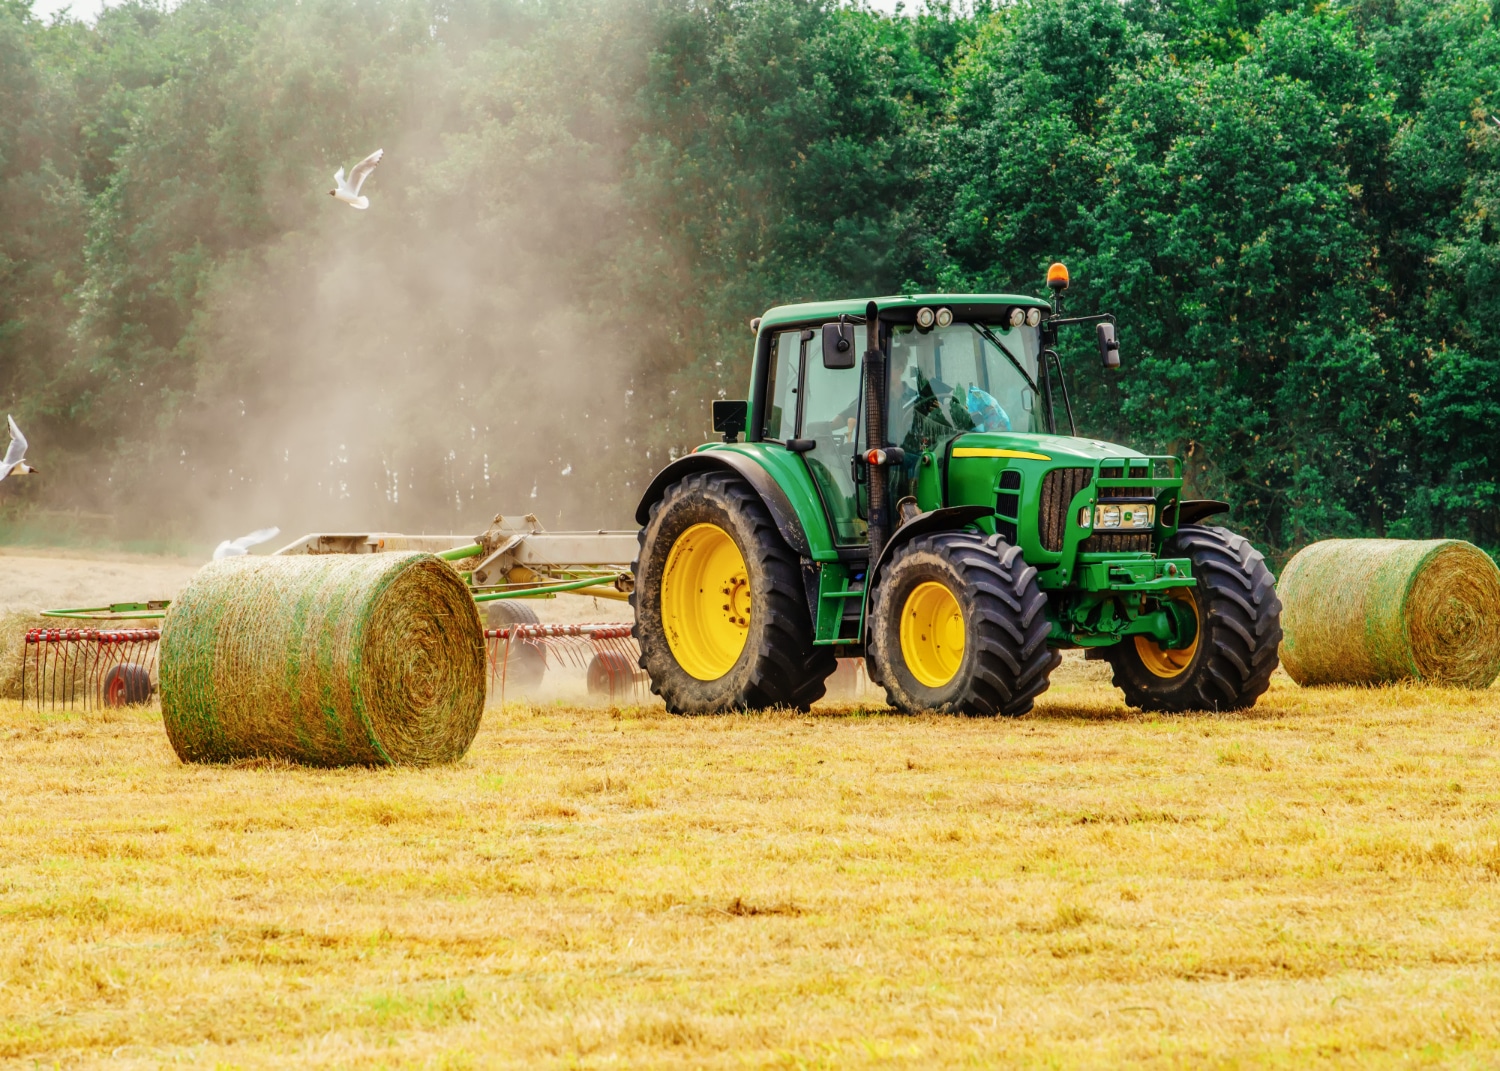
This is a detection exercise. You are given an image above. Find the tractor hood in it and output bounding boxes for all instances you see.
[950,432,1171,467]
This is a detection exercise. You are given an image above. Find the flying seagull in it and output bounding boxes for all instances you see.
[329,148,384,210]
[213,526,281,560]
[0,416,36,481]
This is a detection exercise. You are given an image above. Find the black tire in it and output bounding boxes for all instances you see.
[1102,524,1282,712]
[486,600,547,693]
[870,531,1060,716]
[632,470,836,713]
[485,600,540,629]
[102,663,153,707]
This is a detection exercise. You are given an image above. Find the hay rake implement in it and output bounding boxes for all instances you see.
[21,513,647,711]
[21,628,160,710]
[486,624,646,704]
[20,623,643,710]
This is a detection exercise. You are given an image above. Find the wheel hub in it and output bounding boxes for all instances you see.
[1135,589,1201,678]
[660,523,751,680]
[900,580,965,688]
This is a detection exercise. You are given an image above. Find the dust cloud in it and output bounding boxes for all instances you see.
[121,6,691,549]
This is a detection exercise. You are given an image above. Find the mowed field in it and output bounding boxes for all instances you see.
[2,549,1500,1067]
[4,661,1500,1068]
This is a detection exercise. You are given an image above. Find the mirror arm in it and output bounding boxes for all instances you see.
[1044,349,1077,437]
[1046,312,1116,328]
[1039,349,1056,435]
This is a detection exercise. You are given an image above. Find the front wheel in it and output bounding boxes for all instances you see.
[632,470,835,713]
[1102,524,1282,712]
[870,531,1059,716]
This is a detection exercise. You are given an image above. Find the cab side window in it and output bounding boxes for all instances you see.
[763,330,802,441]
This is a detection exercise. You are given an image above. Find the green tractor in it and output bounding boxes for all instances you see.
[631,265,1282,715]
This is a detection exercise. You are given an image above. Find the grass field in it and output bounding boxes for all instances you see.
[3,668,1500,1068]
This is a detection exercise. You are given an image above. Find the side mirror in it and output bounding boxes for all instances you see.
[1097,322,1120,369]
[822,321,856,369]
[712,399,748,442]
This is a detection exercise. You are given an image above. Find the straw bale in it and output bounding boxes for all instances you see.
[159,553,485,765]
[1278,538,1500,688]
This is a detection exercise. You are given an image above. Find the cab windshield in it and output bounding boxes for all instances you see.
[888,320,1044,454]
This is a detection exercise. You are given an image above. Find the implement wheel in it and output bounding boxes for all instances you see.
[486,600,546,693]
[633,471,835,713]
[1102,524,1282,712]
[103,663,153,707]
[870,531,1059,716]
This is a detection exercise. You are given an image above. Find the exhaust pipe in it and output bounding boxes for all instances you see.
[863,301,889,566]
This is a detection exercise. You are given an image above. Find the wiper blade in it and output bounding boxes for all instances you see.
[970,323,1039,394]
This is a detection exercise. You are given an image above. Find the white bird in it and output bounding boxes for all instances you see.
[0,415,36,481]
[213,527,281,560]
[329,148,384,209]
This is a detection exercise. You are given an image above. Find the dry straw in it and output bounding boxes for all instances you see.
[1278,538,1500,688]
[159,553,485,765]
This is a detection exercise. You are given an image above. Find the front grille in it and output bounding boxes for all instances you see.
[1099,465,1152,501]
[1038,467,1092,551]
[1081,531,1154,553]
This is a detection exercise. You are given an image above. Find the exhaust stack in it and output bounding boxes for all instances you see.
[862,301,889,566]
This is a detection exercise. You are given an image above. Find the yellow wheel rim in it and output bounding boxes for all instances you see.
[1135,589,1201,678]
[660,523,751,681]
[900,581,965,688]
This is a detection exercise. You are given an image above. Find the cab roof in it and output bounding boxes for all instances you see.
[757,293,1050,332]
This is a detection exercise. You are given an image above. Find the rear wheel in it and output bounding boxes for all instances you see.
[633,471,835,713]
[870,531,1059,716]
[1102,524,1282,711]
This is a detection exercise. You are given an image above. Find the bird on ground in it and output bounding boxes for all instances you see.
[0,416,36,481]
[213,527,281,560]
[329,148,384,209]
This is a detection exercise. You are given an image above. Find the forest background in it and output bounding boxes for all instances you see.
[2,0,1499,559]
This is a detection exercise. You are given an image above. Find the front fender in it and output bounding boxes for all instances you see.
[868,505,994,589]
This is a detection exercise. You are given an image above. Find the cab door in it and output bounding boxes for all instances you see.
[797,341,866,546]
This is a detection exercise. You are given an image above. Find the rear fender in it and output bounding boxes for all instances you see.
[635,454,812,559]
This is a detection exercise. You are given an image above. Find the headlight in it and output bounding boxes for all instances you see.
[1094,504,1155,529]
[935,307,954,328]
[1026,307,1042,327]
[916,306,935,329]
[1009,307,1025,327]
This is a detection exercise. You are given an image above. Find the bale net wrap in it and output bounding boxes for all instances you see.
[1278,538,1500,688]
[159,553,485,765]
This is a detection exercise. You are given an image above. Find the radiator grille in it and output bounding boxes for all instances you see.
[1038,467,1093,552]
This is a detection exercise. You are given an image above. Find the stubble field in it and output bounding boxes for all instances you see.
[3,664,1500,1068]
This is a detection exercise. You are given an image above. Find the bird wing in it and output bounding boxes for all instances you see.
[230,526,281,551]
[212,540,235,560]
[347,149,383,195]
[3,416,25,469]
[332,166,347,190]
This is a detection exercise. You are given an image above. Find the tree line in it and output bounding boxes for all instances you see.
[1,0,1497,556]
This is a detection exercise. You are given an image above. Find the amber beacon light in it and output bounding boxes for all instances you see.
[1046,262,1070,291]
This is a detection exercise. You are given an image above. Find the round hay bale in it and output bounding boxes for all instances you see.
[1278,538,1500,688]
[160,552,485,765]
